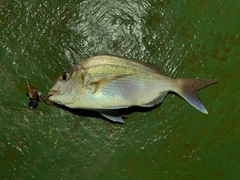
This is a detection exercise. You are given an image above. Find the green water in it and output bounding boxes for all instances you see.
[0,0,240,179]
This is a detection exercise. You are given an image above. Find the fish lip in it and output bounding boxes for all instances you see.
[48,90,60,97]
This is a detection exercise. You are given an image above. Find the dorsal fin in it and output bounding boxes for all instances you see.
[135,60,166,75]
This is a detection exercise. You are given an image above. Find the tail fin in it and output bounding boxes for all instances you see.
[174,78,216,114]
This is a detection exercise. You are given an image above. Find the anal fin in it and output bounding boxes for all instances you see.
[139,93,167,107]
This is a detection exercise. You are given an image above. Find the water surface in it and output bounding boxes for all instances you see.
[0,0,240,179]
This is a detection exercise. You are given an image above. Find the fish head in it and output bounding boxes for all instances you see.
[48,65,84,106]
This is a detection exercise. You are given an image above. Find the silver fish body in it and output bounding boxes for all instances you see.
[48,55,216,123]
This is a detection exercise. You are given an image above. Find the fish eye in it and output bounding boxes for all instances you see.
[60,72,69,81]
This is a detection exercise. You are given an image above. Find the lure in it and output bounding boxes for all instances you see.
[26,80,58,109]
[27,81,39,109]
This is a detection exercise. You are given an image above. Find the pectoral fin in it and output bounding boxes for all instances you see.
[90,73,132,94]
[97,110,124,123]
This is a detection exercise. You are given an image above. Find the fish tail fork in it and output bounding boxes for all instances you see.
[174,78,216,114]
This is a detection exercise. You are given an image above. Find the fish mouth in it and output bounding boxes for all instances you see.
[48,90,60,97]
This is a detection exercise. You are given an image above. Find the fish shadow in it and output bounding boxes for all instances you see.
[55,103,161,123]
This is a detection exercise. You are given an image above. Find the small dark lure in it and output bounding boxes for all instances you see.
[27,81,39,109]
[26,80,58,109]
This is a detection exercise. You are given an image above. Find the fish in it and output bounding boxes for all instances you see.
[48,55,216,123]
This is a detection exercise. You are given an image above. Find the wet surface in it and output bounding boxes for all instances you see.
[0,0,240,179]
